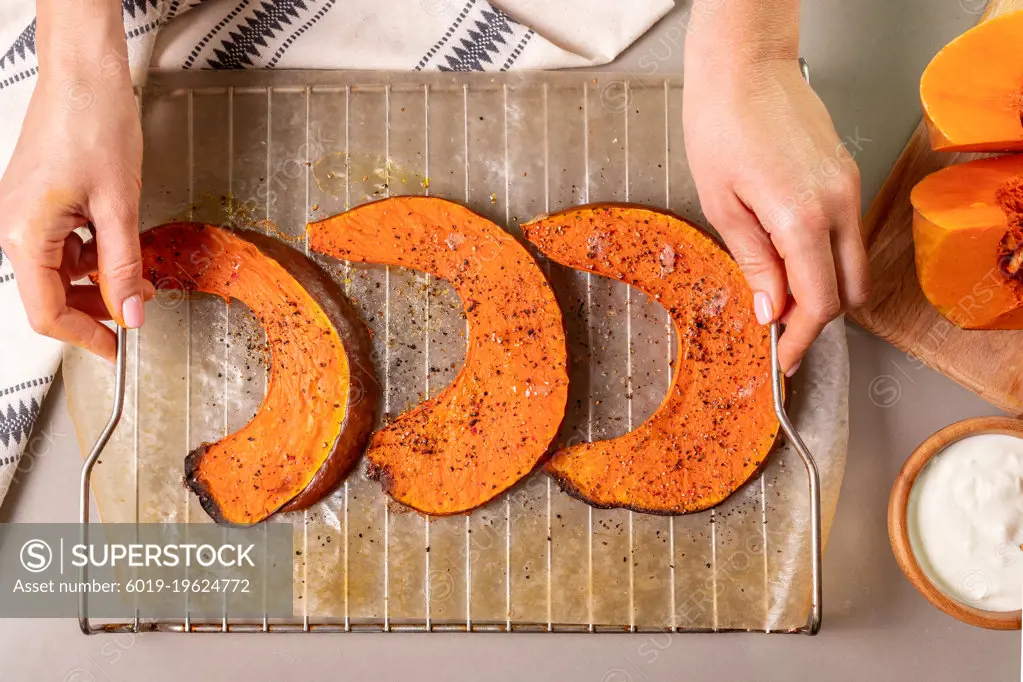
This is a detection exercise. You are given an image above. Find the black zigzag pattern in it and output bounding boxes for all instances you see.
[184,0,253,69]
[0,398,40,449]
[122,0,164,20]
[438,7,514,72]
[208,0,309,69]
[265,0,338,68]
[0,20,36,72]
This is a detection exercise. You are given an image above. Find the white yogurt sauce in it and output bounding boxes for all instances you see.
[908,433,1023,612]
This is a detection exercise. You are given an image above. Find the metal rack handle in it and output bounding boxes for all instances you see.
[771,322,823,635]
[79,326,128,635]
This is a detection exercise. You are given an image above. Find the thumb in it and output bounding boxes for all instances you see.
[707,195,787,325]
[91,190,145,329]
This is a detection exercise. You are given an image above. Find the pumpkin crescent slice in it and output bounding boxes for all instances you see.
[523,205,779,514]
[140,223,378,526]
[911,156,1023,329]
[309,197,569,515]
[921,11,1023,152]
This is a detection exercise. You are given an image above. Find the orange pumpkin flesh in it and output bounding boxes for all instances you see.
[309,197,569,515]
[141,223,377,525]
[921,11,1023,152]
[523,205,779,514]
[912,156,1023,329]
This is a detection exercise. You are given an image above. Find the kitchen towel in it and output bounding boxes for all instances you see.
[0,0,674,509]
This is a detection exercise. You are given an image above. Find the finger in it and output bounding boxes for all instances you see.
[62,232,99,281]
[90,188,144,329]
[832,212,871,310]
[73,278,152,313]
[703,194,787,325]
[67,285,114,321]
[777,304,825,376]
[9,258,117,361]
[779,293,797,324]
[773,222,841,374]
[818,159,871,310]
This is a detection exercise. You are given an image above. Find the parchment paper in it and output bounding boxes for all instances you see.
[64,71,848,631]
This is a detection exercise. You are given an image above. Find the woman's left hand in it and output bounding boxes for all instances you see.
[683,57,870,374]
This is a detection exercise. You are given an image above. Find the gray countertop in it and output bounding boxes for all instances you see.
[2,1,1017,680]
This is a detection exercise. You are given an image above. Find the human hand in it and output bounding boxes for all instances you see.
[683,58,869,374]
[0,1,150,362]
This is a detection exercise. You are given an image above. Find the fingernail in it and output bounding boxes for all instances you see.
[785,360,802,378]
[122,295,144,329]
[753,291,773,325]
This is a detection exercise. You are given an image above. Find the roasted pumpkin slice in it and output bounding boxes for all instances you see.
[309,197,569,515]
[140,223,377,526]
[523,205,778,514]
[921,11,1023,152]
[912,156,1023,329]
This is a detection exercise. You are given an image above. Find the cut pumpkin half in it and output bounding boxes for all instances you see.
[921,11,1023,152]
[523,205,779,515]
[140,223,378,525]
[911,156,1023,329]
[309,197,569,515]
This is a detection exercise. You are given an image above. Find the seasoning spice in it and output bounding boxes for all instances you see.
[142,222,377,525]
[523,205,779,514]
[309,197,569,515]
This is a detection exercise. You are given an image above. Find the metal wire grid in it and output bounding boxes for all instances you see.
[78,71,821,635]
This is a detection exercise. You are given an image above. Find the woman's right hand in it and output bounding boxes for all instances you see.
[0,0,149,362]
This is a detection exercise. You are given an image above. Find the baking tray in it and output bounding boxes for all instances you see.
[64,70,849,635]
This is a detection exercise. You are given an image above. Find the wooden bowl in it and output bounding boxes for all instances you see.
[889,416,1023,630]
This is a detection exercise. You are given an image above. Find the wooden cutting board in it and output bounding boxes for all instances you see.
[849,0,1023,413]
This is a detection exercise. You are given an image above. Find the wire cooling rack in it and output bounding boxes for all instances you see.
[76,68,823,635]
